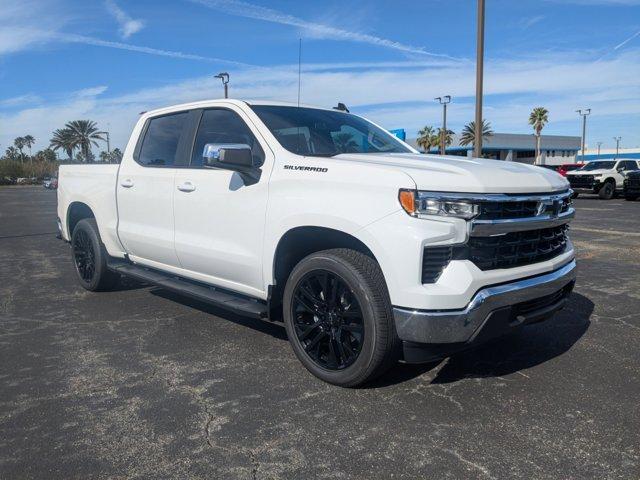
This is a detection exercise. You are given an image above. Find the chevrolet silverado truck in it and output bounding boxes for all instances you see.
[566,159,640,199]
[57,100,577,387]
[623,169,640,201]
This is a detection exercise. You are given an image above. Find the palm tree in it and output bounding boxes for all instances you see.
[13,137,26,163]
[333,133,358,153]
[4,146,20,162]
[529,107,549,164]
[417,126,437,152]
[23,135,35,162]
[436,128,455,151]
[460,120,494,149]
[65,120,105,163]
[50,128,76,161]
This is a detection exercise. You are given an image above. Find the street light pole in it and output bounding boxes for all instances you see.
[613,136,621,158]
[597,141,602,157]
[215,72,230,98]
[474,0,485,159]
[435,95,451,155]
[576,108,591,160]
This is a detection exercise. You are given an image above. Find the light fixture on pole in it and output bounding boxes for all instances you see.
[214,72,230,98]
[576,108,591,160]
[613,136,621,158]
[474,0,485,158]
[435,95,452,155]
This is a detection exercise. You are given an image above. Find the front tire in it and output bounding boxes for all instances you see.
[71,218,118,291]
[283,249,398,387]
[598,181,615,200]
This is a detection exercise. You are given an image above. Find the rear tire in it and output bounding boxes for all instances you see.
[598,181,615,200]
[71,218,119,291]
[283,248,399,387]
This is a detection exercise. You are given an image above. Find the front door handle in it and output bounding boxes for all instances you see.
[177,182,196,192]
[120,179,134,188]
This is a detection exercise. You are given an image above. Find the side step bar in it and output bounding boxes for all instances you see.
[108,260,268,319]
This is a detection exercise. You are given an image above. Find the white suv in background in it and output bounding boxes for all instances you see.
[567,159,640,199]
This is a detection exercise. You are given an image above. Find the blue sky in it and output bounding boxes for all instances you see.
[1,0,639,153]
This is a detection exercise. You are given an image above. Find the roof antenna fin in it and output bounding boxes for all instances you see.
[334,102,350,113]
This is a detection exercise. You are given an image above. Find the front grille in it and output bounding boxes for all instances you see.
[626,174,640,188]
[421,246,453,283]
[467,225,568,271]
[477,200,538,220]
[568,175,594,188]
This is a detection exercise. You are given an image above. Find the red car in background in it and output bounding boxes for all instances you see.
[556,163,584,177]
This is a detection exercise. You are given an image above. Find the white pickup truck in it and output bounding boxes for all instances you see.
[566,159,640,199]
[58,99,576,386]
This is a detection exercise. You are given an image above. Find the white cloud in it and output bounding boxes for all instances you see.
[614,29,640,50]
[520,15,545,29]
[0,94,42,108]
[1,49,639,152]
[105,0,144,39]
[189,0,460,59]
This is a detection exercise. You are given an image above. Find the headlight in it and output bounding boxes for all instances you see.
[399,190,480,219]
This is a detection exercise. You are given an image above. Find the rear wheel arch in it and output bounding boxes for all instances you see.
[67,202,95,237]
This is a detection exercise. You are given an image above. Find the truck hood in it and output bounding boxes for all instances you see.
[332,153,569,193]
[566,169,609,176]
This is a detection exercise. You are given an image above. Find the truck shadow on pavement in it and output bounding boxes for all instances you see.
[149,288,593,388]
[371,292,594,387]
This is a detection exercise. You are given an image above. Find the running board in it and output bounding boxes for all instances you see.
[108,261,268,319]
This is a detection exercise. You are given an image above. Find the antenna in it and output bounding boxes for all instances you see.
[297,38,302,107]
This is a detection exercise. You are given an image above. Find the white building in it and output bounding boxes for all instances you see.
[408,132,581,165]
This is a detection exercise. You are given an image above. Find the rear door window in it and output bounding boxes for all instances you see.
[138,112,189,167]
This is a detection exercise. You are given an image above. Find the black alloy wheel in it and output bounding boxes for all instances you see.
[73,229,96,282]
[291,270,365,370]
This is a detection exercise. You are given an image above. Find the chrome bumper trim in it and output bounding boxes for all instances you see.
[393,260,577,344]
[470,208,574,236]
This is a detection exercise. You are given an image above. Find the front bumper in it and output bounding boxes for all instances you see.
[394,260,576,361]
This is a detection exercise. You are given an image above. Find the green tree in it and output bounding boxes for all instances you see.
[436,128,455,151]
[110,148,123,164]
[460,120,494,149]
[23,135,35,162]
[13,137,26,163]
[417,126,437,152]
[65,120,105,162]
[529,107,549,164]
[50,128,76,161]
[34,148,57,163]
[4,146,21,162]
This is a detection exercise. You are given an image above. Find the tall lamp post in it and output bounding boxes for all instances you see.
[435,96,452,155]
[576,108,591,160]
[474,0,485,158]
[596,141,602,157]
[215,72,230,98]
[613,136,621,158]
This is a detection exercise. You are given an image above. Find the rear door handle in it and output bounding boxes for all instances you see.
[177,182,196,192]
[120,179,134,188]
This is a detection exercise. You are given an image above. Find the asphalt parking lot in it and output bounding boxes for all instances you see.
[0,186,638,479]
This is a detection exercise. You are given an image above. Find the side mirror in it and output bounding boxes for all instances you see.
[203,143,254,169]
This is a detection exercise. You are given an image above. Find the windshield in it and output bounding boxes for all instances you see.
[580,161,615,171]
[250,105,413,157]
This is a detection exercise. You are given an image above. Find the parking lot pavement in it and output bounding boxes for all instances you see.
[0,186,638,479]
